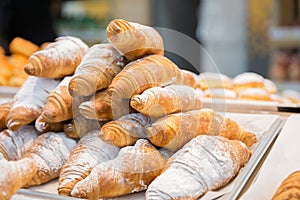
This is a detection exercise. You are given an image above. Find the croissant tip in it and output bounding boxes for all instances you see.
[6,121,22,131]
[24,63,35,75]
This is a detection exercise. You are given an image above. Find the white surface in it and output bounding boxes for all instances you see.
[241,114,300,200]
[14,113,282,200]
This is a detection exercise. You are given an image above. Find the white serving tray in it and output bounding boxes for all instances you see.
[13,112,283,200]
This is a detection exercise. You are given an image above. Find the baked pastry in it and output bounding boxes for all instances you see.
[263,78,277,94]
[58,130,120,196]
[181,69,201,89]
[148,109,256,151]
[71,139,167,199]
[63,115,101,139]
[99,113,152,147]
[130,84,202,117]
[0,125,39,160]
[0,158,37,200]
[106,19,164,61]
[35,115,65,133]
[145,135,251,200]
[233,72,264,93]
[8,37,39,57]
[238,88,272,101]
[198,72,233,90]
[272,170,300,200]
[203,88,237,99]
[0,101,11,131]
[40,76,85,123]
[23,132,77,187]
[6,76,60,131]
[281,89,300,104]
[24,36,89,78]
[68,43,125,96]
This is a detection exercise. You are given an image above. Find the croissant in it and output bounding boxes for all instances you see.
[23,132,77,187]
[272,170,300,200]
[0,125,39,160]
[0,158,37,200]
[71,139,166,199]
[35,115,65,133]
[68,43,125,96]
[6,76,60,131]
[181,69,202,89]
[130,84,202,118]
[24,36,89,78]
[146,135,251,199]
[99,113,152,147]
[0,101,11,131]
[40,76,86,123]
[63,115,102,139]
[58,130,120,196]
[106,19,164,61]
[148,109,256,152]
[9,37,39,57]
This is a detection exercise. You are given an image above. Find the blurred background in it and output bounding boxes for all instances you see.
[0,0,300,91]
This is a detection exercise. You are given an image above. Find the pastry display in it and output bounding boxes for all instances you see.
[145,135,251,199]
[24,36,89,78]
[68,43,125,96]
[106,18,164,61]
[130,84,202,118]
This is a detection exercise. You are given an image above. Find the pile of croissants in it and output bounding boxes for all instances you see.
[0,19,258,200]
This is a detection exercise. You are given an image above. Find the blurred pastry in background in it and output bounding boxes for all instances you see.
[8,37,39,57]
[269,51,289,81]
[199,72,233,90]
[281,89,300,104]
[238,88,272,101]
[233,72,265,93]
[263,78,278,94]
[287,54,300,81]
[204,88,237,99]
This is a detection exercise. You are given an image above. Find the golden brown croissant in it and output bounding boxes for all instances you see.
[6,76,60,131]
[146,135,251,200]
[58,130,120,196]
[68,43,125,96]
[0,101,11,131]
[9,37,39,57]
[23,132,77,187]
[181,69,202,89]
[63,115,102,139]
[0,125,39,160]
[71,139,167,199]
[272,170,300,200]
[35,115,65,133]
[106,19,164,61]
[148,109,256,152]
[130,84,202,118]
[40,76,87,123]
[99,113,152,147]
[24,36,89,78]
[0,158,37,200]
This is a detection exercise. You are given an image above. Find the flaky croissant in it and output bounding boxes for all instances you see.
[0,101,11,131]
[35,115,65,133]
[23,132,77,187]
[68,43,125,96]
[99,113,152,147]
[71,139,167,199]
[58,130,120,196]
[63,115,101,139]
[40,76,87,123]
[148,109,256,152]
[6,76,60,131]
[272,170,300,200]
[0,158,37,200]
[146,135,251,199]
[24,36,89,78]
[130,84,202,118]
[0,125,39,160]
[106,19,164,61]
[181,69,202,89]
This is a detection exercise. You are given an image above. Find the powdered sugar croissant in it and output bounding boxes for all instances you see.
[24,36,89,78]
[106,19,164,61]
[71,139,167,199]
[58,130,119,196]
[69,43,125,96]
[23,132,77,187]
[130,84,202,118]
[0,101,11,131]
[146,135,251,199]
[0,158,37,200]
[6,76,60,131]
